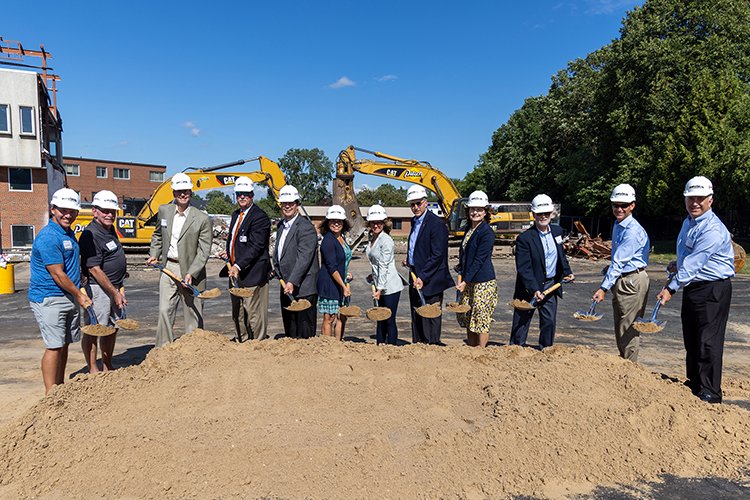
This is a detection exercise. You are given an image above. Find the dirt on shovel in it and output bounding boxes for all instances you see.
[365,307,392,321]
[285,298,312,312]
[632,321,666,334]
[572,312,602,322]
[115,318,140,330]
[198,288,222,299]
[81,324,117,337]
[228,287,254,299]
[339,305,362,317]
[416,302,442,319]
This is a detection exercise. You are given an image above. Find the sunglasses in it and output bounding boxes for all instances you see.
[236,193,253,198]
[612,203,632,209]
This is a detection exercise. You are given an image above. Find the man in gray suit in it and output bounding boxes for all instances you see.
[273,185,320,338]
[146,173,213,347]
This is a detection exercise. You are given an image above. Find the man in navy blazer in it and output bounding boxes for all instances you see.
[219,177,271,342]
[405,185,455,344]
[510,194,574,348]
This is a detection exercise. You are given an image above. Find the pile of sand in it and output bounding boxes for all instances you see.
[1,330,749,498]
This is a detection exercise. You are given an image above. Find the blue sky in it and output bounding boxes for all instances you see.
[3,0,642,191]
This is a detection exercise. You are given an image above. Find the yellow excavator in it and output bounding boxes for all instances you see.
[72,157,287,246]
[333,145,534,247]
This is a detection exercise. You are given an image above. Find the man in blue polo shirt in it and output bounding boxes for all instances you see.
[657,176,735,404]
[29,188,93,393]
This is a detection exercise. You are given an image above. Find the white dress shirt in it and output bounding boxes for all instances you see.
[167,206,190,260]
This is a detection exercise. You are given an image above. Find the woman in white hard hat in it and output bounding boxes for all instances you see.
[365,205,404,345]
[456,191,498,347]
[316,205,353,340]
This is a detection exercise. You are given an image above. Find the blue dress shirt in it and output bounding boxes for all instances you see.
[408,211,427,266]
[669,209,734,291]
[538,228,557,279]
[601,215,650,291]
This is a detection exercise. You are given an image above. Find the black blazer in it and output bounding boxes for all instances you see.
[408,210,454,296]
[513,224,572,301]
[225,204,271,287]
[458,221,496,283]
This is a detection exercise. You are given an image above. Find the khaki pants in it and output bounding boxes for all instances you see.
[231,281,269,341]
[155,260,203,348]
[612,270,650,362]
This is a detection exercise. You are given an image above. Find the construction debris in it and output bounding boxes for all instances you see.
[563,221,612,260]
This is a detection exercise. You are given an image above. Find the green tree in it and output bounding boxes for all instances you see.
[356,184,409,206]
[205,190,235,215]
[256,194,280,218]
[278,148,334,204]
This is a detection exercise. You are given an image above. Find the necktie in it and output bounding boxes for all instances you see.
[230,211,245,264]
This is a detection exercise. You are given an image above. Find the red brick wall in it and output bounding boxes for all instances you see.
[62,157,167,205]
[0,167,50,250]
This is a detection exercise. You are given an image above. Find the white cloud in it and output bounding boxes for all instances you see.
[183,121,201,137]
[377,74,398,82]
[355,183,371,193]
[583,0,638,15]
[329,76,356,89]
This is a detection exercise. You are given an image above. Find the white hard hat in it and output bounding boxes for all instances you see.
[683,176,713,197]
[406,185,428,202]
[278,185,301,203]
[51,188,81,211]
[530,194,554,214]
[234,176,254,194]
[466,190,489,208]
[170,172,193,191]
[92,190,121,210]
[610,184,636,204]
[326,205,347,220]
[367,204,387,222]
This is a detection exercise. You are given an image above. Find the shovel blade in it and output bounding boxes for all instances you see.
[573,310,603,321]
[632,318,666,334]
[510,299,534,311]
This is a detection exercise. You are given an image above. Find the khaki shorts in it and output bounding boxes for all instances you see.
[84,283,120,327]
[30,295,81,349]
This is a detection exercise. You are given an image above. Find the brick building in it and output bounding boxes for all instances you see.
[62,157,166,215]
[0,68,65,251]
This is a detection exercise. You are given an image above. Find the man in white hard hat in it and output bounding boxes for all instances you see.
[405,184,454,345]
[29,188,93,393]
[218,176,271,342]
[657,176,734,404]
[146,172,213,347]
[510,194,574,348]
[592,184,650,362]
[79,190,127,372]
[273,185,320,338]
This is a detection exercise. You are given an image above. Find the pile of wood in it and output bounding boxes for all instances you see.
[563,221,612,260]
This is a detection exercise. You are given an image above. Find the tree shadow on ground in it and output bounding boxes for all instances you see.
[573,473,750,499]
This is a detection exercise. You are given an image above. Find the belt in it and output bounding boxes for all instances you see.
[621,267,646,277]
[167,258,179,263]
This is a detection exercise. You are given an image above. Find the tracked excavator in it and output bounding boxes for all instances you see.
[72,157,287,246]
[333,145,534,248]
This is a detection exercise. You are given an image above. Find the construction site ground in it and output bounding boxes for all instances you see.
[1,248,749,498]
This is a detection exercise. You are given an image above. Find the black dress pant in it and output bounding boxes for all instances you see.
[681,279,732,397]
[280,293,318,339]
[376,291,400,345]
[409,287,443,344]
[510,278,558,348]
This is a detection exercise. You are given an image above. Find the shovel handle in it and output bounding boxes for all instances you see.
[541,282,562,296]
[371,284,378,307]
[650,299,662,321]
[79,287,99,325]
[455,274,463,303]
[586,299,597,316]
[119,286,127,319]
[279,278,296,302]
[410,272,427,306]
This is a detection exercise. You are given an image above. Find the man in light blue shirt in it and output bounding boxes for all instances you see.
[593,184,650,362]
[657,176,734,404]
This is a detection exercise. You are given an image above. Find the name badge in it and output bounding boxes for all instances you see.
[63,240,73,250]
[554,235,563,244]
[161,219,168,227]
[239,236,248,243]
[106,240,118,251]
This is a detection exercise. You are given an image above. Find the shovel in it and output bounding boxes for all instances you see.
[410,272,442,319]
[365,284,392,321]
[633,272,675,334]
[269,260,311,312]
[446,274,471,313]
[149,263,222,299]
[573,299,603,322]
[115,287,140,330]
[338,287,361,317]
[79,288,117,336]
[224,262,254,298]
[510,279,571,311]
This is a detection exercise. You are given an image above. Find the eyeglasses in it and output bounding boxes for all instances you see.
[236,193,253,198]
[611,203,632,210]
[174,190,191,197]
[468,207,485,212]
[329,220,343,225]
[534,212,552,218]
[409,201,424,208]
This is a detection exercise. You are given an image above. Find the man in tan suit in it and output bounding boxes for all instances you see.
[146,173,213,347]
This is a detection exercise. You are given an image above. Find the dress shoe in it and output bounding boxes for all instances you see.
[696,389,722,404]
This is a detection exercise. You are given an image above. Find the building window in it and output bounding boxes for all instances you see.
[11,225,35,248]
[149,171,165,182]
[19,106,35,135]
[64,164,80,176]
[113,168,130,180]
[8,168,32,191]
[96,166,107,178]
[0,104,9,133]
[392,219,403,230]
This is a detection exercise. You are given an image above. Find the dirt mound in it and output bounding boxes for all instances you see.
[1,329,749,498]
